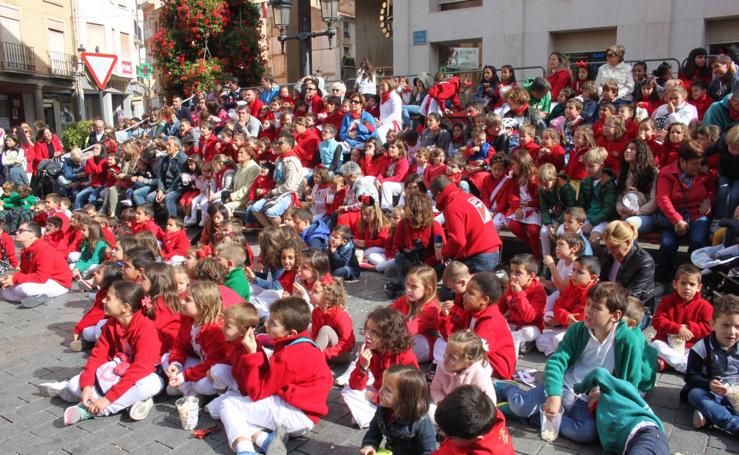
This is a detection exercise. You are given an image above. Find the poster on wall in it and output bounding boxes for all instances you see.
[447,47,479,70]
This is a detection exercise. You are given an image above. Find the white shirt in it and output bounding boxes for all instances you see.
[595,62,635,101]
[651,102,698,130]
[564,323,618,395]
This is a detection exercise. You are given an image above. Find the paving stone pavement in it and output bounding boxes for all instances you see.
[0,239,736,454]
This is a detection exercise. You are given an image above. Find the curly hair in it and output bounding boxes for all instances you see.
[321,278,347,309]
[194,257,228,283]
[403,192,434,229]
[366,306,412,354]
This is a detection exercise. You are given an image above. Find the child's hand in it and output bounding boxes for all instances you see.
[165,364,180,380]
[169,374,184,388]
[543,395,561,416]
[587,386,601,412]
[80,386,95,411]
[566,314,579,326]
[542,255,555,268]
[241,327,257,354]
[678,325,694,341]
[360,446,377,455]
[709,380,728,396]
[358,342,372,370]
[244,267,256,280]
[699,199,712,216]
[206,369,214,384]
[440,300,454,317]
[509,277,522,294]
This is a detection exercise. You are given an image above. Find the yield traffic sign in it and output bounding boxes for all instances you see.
[81,52,118,90]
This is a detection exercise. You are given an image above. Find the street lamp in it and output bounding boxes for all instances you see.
[75,44,86,121]
[270,0,339,77]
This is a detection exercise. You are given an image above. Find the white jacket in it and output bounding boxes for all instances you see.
[651,102,698,129]
[595,62,635,101]
[379,91,403,125]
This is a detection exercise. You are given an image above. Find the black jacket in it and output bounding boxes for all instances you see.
[361,407,436,455]
[600,242,655,306]
[155,151,188,192]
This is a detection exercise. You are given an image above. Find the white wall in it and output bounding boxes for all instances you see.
[394,0,739,77]
[75,0,139,78]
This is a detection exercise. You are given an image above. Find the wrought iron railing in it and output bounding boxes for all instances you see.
[0,41,36,72]
[48,50,76,77]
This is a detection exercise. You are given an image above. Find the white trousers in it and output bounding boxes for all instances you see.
[220,394,313,451]
[508,323,541,355]
[536,328,567,356]
[651,339,689,373]
[341,386,377,429]
[2,279,69,302]
[250,284,284,319]
[161,353,225,397]
[380,181,404,210]
[493,212,508,231]
[81,319,108,343]
[63,363,163,416]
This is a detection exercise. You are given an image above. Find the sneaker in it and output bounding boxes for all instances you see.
[344,277,359,283]
[656,358,667,372]
[20,294,47,309]
[64,404,94,425]
[519,341,535,356]
[265,426,289,455]
[120,199,133,207]
[69,340,93,352]
[36,381,67,397]
[129,397,154,421]
[692,409,706,429]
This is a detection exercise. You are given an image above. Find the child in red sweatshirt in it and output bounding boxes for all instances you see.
[0,222,17,268]
[131,205,162,238]
[70,261,122,351]
[479,154,512,231]
[43,216,69,256]
[439,271,516,380]
[536,256,600,356]
[220,297,333,453]
[650,264,713,373]
[158,217,191,263]
[309,274,355,363]
[498,254,547,356]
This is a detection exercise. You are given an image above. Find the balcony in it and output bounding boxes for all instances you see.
[0,42,36,73]
[48,51,76,78]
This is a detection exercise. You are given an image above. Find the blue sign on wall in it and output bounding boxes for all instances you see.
[413,30,427,46]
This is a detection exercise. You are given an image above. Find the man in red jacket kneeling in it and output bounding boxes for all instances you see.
[0,222,72,308]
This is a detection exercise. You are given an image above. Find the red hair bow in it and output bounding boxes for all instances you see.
[320,273,335,286]
[575,61,588,68]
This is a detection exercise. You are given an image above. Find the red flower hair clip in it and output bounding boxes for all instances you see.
[319,273,335,286]
[141,295,153,311]
[359,195,375,206]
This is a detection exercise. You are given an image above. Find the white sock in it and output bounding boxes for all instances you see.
[254,431,269,449]
[235,439,254,453]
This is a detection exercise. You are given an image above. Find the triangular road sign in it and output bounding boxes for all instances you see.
[81,52,118,90]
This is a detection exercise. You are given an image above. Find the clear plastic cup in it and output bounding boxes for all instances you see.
[668,334,686,355]
[175,396,199,430]
[539,404,564,442]
[725,384,739,413]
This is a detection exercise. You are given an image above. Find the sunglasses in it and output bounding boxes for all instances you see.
[350,100,362,104]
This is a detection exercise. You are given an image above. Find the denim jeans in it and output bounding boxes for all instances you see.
[129,185,153,206]
[462,251,501,273]
[624,425,669,455]
[655,213,710,282]
[625,214,656,234]
[716,174,739,220]
[332,266,359,280]
[74,186,103,209]
[146,189,183,218]
[402,105,421,128]
[688,388,739,434]
[495,383,598,444]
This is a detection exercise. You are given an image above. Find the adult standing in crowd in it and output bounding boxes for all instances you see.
[259,76,280,104]
[172,95,192,122]
[86,120,106,147]
[355,58,377,96]
[0,221,71,308]
[595,44,634,103]
[546,52,572,100]
[376,79,403,143]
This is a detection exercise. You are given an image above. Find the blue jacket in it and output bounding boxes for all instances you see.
[300,218,331,250]
[62,158,85,181]
[339,111,378,148]
[362,407,436,455]
[260,85,280,104]
[326,240,360,278]
[318,139,341,172]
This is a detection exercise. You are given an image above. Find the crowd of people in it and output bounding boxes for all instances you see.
[0,45,736,454]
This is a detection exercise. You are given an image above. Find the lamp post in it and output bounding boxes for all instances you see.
[75,44,86,121]
[270,0,339,78]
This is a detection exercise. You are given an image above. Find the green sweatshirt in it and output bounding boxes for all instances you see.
[577,173,617,225]
[539,182,577,225]
[225,267,251,302]
[76,240,108,273]
[574,368,664,454]
[544,320,656,398]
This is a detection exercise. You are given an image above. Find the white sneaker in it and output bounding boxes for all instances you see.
[183,217,197,227]
[36,381,67,397]
[129,397,154,421]
[120,199,133,207]
[693,409,706,429]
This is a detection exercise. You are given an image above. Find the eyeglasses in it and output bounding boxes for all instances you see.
[350,100,362,104]
[17,228,32,234]
[332,88,341,92]
[306,87,316,91]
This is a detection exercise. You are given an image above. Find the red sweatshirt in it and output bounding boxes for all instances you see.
[566,146,590,180]
[219,284,243,308]
[198,133,220,162]
[439,303,516,379]
[132,219,163,238]
[552,281,596,327]
[247,175,275,202]
[349,348,418,392]
[354,224,390,249]
[506,177,540,216]
[433,408,514,455]
[656,162,714,224]
[13,239,72,288]
[159,229,190,261]
[361,154,389,178]
[74,287,108,335]
[435,184,501,260]
[652,292,713,349]
[310,306,355,361]
[43,230,68,257]
[688,94,713,121]
[498,278,547,331]
[101,226,115,248]
[66,228,83,254]
[597,135,630,173]
[232,331,333,423]
[390,295,441,348]
[393,219,446,267]
[294,128,321,168]
[152,296,181,355]
[656,140,681,168]
[79,311,160,403]
[0,231,18,268]
[168,317,231,382]
[83,157,108,187]
[535,144,566,171]
[479,174,512,215]
[376,157,410,184]
[424,163,446,188]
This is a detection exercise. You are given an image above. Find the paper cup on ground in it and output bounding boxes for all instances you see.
[539,404,564,442]
[642,326,657,342]
[725,384,739,413]
[355,249,364,264]
[667,335,686,355]
[175,396,200,430]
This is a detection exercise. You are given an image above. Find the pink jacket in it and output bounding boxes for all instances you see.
[430,359,496,404]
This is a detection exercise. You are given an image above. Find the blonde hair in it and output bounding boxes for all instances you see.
[448,329,487,364]
[538,163,558,183]
[624,296,645,327]
[583,147,608,166]
[574,125,596,148]
[602,220,638,244]
[727,124,739,148]
[541,128,560,142]
[664,85,687,98]
[405,266,438,316]
[602,78,619,93]
[604,115,626,136]
[321,278,348,309]
[224,302,259,330]
[606,44,625,62]
[504,86,530,105]
[187,280,223,325]
[215,240,247,267]
[441,260,471,282]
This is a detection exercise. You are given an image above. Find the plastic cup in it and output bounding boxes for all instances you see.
[668,335,686,355]
[175,396,200,430]
[539,404,564,442]
[725,384,739,413]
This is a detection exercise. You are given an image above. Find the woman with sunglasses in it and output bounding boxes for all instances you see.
[338,94,379,150]
[594,44,635,103]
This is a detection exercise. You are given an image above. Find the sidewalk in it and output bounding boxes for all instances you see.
[0,269,735,454]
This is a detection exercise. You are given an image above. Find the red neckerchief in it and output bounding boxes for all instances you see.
[730,100,739,121]
[281,148,299,159]
[380,91,392,104]
[349,110,363,119]
[511,103,529,116]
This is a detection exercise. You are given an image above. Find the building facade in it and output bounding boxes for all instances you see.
[392,0,739,80]
[0,0,77,133]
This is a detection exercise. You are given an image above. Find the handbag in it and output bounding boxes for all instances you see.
[45,158,64,177]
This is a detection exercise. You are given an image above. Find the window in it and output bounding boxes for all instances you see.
[436,0,482,12]
[0,5,21,43]
[343,22,350,39]
[550,28,617,63]
[120,32,131,59]
[706,18,739,56]
[86,23,106,52]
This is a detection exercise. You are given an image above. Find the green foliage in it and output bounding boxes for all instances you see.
[60,120,94,151]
